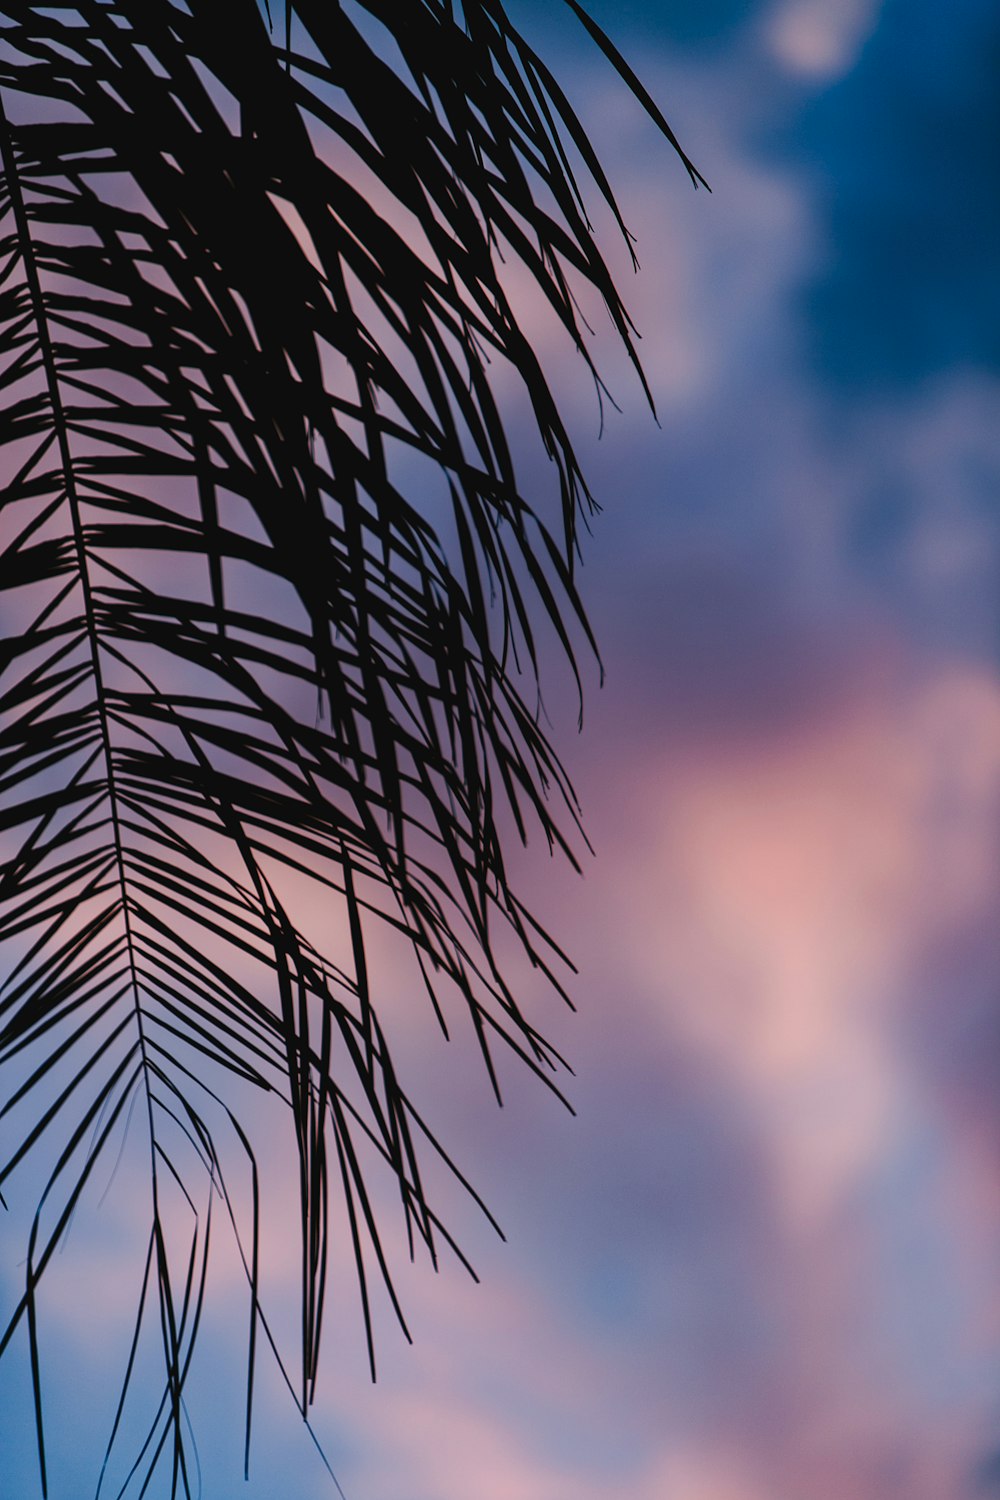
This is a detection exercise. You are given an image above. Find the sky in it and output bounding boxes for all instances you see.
[2,0,999,1497]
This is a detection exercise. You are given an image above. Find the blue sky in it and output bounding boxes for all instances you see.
[2,2,998,1497]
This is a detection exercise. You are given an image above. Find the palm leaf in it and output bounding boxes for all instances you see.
[0,1,702,1492]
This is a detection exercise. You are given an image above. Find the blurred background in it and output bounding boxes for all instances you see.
[3,0,998,1495]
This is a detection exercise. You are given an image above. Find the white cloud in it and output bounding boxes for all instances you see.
[766,0,882,81]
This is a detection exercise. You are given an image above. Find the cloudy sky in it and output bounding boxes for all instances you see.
[3,1,998,1496]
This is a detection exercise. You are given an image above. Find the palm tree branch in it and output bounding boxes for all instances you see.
[0,0,702,1489]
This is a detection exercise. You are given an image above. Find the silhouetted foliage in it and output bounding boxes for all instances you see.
[0,1,702,1492]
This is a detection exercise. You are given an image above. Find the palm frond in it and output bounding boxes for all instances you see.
[0,1,701,1492]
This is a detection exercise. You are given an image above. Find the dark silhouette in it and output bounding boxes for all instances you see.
[0,2,703,1493]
